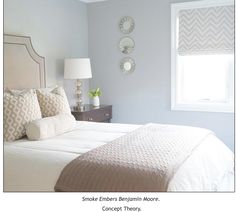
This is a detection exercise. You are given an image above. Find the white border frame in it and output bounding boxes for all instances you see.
[171,0,234,113]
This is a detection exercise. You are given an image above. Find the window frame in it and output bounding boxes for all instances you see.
[171,0,234,113]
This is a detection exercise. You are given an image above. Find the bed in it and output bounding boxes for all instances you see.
[3,34,234,192]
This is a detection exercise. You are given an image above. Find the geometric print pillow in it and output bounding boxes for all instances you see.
[36,86,71,118]
[4,89,42,141]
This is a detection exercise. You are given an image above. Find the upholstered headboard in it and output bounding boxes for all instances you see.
[4,34,46,89]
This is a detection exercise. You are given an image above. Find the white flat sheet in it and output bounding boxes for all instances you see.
[4,121,234,192]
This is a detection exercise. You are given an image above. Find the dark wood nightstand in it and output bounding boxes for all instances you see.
[71,104,112,123]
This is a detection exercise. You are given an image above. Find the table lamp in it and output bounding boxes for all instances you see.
[64,58,92,111]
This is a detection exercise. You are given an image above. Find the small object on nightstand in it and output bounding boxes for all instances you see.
[71,104,112,123]
[88,88,102,107]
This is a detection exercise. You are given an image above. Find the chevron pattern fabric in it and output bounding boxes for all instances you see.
[4,90,42,141]
[178,5,234,55]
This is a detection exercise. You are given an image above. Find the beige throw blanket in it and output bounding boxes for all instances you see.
[54,124,212,192]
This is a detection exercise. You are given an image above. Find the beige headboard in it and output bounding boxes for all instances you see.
[4,34,46,89]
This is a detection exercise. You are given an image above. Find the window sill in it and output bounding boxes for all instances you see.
[171,103,234,113]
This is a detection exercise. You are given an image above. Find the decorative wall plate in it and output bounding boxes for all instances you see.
[119,16,135,34]
[119,37,135,54]
[120,57,135,74]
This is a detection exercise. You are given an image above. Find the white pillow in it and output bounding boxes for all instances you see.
[26,114,76,140]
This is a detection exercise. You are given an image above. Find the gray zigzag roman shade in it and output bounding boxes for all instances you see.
[178,5,234,55]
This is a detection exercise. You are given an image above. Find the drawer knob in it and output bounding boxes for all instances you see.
[105,113,110,117]
[88,117,93,121]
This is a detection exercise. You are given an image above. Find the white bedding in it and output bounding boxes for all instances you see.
[4,121,234,192]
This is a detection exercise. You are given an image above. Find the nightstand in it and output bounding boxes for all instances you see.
[71,104,112,123]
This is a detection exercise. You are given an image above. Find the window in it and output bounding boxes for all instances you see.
[171,0,234,113]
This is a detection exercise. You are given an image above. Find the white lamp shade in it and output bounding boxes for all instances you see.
[64,58,92,79]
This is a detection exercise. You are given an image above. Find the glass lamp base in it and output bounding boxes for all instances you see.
[74,104,85,112]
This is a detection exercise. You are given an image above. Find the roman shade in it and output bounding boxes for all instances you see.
[178,5,234,55]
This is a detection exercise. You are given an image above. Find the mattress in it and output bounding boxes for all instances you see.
[4,121,234,192]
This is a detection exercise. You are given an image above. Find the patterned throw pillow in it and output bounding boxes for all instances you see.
[4,90,42,141]
[36,87,71,117]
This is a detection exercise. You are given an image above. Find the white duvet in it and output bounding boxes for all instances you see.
[4,122,234,192]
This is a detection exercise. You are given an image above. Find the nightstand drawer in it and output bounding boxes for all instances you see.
[82,107,112,122]
[71,105,112,123]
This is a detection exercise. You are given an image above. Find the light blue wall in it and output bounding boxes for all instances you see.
[88,0,234,150]
[4,0,89,105]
